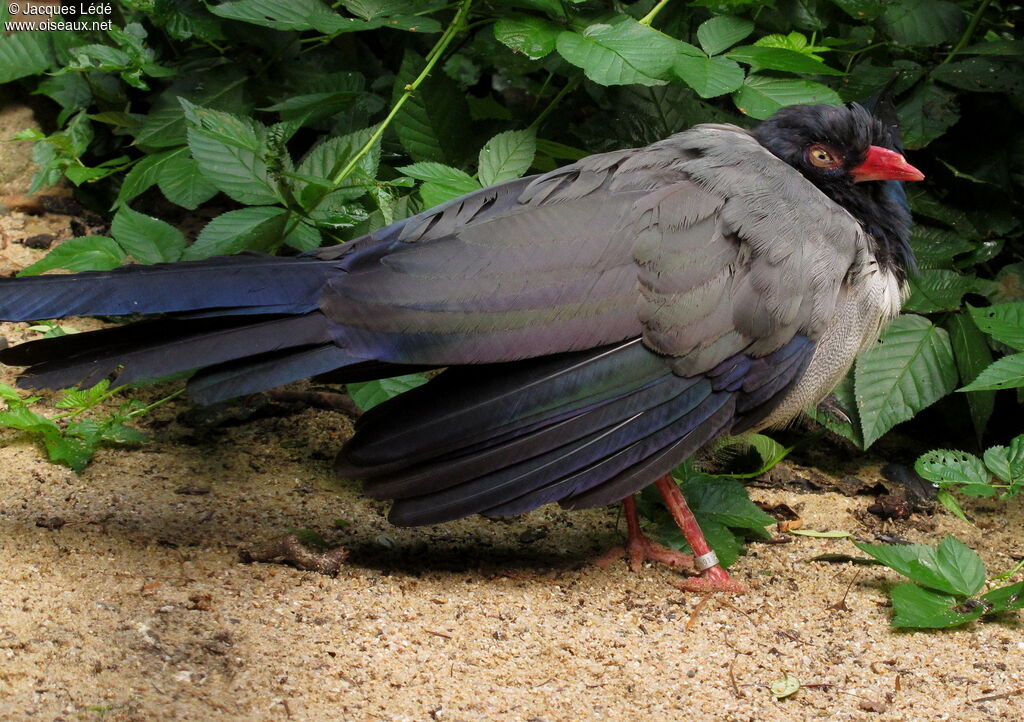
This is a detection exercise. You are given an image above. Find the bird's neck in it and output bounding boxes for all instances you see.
[829,180,916,281]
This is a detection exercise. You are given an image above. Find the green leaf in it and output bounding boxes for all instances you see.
[855,536,985,596]
[399,162,481,205]
[889,583,984,628]
[732,75,841,120]
[897,82,959,149]
[909,226,974,268]
[186,103,279,205]
[156,150,218,210]
[931,57,1024,97]
[981,582,1024,613]
[696,16,753,56]
[825,0,886,21]
[914,449,993,497]
[0,30,54,83]
[44,436,96,472]
[478,129,536,186]
[135,66,249,149]
[656,513,742,569]
[183,206,289,261]
[281,218,322,252]
[110,207,185,264]
[945,314,995,444]
[208,0,368,33]
[555,17,678,86]
[0,405,60,436]
[903,269,977,312]
[727,46,844,76]
[961,40,1024,56]
[493,16,561,60]
[678,474,775,531]
[18,237,127,276]
[959,353,1024,392]
[347,373,429,412]
[880,0,965,47]
[854,314,957,448]
[392,50,470,163]
[673,55,744,98]
[296,126,381,205]
[968,303,1024,351]
[983,435,1024,487]
[936,488,969,522]
[114,148,185,208]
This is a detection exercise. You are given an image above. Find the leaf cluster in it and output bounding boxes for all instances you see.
[0,380,150,471]
[854,536,1023,629]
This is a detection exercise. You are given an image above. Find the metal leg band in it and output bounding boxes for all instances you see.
[694,550,719,571]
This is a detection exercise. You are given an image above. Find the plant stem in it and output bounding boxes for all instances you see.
[330,0,474,188]
[126,388,184,419]
[943,0,992,64]
[639,0,673,27]
[529,75,581,131]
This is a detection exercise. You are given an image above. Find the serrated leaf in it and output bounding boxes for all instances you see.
[555,17,678,86]
[392,50,470,163]
[673,54,744,98]
[732,75,841,120]
[825,0,886,20]
[931,57,1024,97]
[881,0,964,46]
[968,303,1024,351]
[296,126,381,206]
[983,435,1024,486]
[478,129,536,186]
[208,0,369,33]
[114,147,184,208]
[936,488,969,522]
[399,162,481,205]
[678,475,775,531]
[854,314,957,448]
[981,582,1024,613]
[110,207,185,264]
[18,237,127,276]
[0,405,60,436]
[183,206,288,261]
[914,448,991,488]
[945,314,994,444]
[281,218,322,252]
[909,225,974,268]
[959,353,1024,392]
[897,82,959,149]
[347,373,429,412]
[156,150,218,210]
[696,16,753,56]
[855,536,985,596]
[0,30,55,83]
[493,16,561,60]
[727,46,844,75]
[135,66,249,149]
[186,104,279,205]
[903,269,977,312]
[889,583,983,628]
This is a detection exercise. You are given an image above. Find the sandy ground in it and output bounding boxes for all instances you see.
[1,210,1023,722]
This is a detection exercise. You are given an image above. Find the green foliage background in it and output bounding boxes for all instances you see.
[1,0,1022,450]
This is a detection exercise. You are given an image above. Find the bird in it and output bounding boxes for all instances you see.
[0,102,923,591]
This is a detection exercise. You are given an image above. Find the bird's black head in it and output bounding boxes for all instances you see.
[752,103,923,280]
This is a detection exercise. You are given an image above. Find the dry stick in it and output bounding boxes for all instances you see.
[972,688,1024,704]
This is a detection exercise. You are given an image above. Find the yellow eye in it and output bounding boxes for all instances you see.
[808,145,837,168]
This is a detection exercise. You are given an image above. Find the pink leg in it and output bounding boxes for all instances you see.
[654,475,746,593]
[595,496,697,573]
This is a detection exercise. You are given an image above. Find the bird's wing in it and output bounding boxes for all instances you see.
[339,125,875,523]
[317,124,867,373]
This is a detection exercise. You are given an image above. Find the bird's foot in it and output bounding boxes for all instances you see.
[595,534,696,573]
[672,564,747,594]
